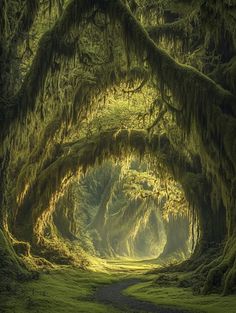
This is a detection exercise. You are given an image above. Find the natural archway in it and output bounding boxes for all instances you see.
[1,1,236,312]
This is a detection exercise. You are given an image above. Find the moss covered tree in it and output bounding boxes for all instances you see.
[1,0,236,295]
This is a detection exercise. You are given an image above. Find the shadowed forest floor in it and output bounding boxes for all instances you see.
[95,278,189,313]
[2,260,236,313]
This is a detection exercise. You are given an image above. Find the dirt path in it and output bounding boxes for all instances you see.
[94,279,189,313]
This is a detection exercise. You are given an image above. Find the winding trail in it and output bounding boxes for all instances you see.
[95,279,189,313]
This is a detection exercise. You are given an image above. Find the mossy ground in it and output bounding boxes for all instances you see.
[2,259,236,313]
[1,259,152,313]
[124,280,236,313]
[1,266,121,313]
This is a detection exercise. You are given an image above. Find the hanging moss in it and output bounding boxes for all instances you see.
[1,0,236,295]
[14,128,197,244]
[147,18,191,51]
[17,0,40,41]
[3,0,99,130]
[95,0,236,293]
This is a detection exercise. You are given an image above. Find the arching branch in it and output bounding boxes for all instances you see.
[14,128,193,240]
[147,18,190,47]
[5,0,98,126]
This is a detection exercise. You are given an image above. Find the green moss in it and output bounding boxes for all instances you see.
[125,280,236,313]
[0,228,29,281]
[15,129,191,240]
[202,238,236,295]
[147,17,191,51]
[1,266,123,313]
[2,0,236,296]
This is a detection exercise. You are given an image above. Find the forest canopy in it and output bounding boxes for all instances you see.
[0,0,236,298]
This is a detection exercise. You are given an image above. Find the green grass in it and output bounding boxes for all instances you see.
[124,280,236,313]
[95,257,159,273]
[2,259,236,313]
[1,266,122,313]
[1,259,156,313]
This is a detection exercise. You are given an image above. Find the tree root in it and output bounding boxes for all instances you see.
[202,239,236,295]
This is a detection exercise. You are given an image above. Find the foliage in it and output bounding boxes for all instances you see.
[0,0,236,296]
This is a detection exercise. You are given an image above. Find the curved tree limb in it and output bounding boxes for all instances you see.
[14,128,194,240]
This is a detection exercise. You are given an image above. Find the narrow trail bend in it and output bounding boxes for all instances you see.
[94,279,190,313]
